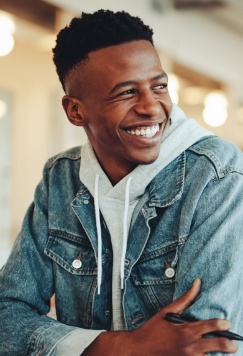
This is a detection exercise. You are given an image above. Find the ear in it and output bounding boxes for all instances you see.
[62,95,86,126]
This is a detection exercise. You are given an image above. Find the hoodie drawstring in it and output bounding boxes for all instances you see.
[94,174,132,294]
[120,176,132,289]
[94,174,102,295]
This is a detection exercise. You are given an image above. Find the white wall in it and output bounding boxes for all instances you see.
[0,37,86,251]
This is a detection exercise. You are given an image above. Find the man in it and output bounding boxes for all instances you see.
[0,9,243,356]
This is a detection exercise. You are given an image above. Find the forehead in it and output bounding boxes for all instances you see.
[66,40,163,96]
[87,40,162,76]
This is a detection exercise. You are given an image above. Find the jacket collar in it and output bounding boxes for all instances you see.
[73,149,185,211]
[147,151,185,208]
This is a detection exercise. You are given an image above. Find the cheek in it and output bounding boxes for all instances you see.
[84,102,132,140]
[155,96,172,119]
[166,96,173,111]
[87,119,116,143]
[161,95,173,111]
[104,100,133,118]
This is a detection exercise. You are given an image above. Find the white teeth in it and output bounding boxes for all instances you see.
[145,128,150,136]
[126,124,159,138]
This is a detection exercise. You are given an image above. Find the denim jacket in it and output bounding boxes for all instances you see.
[1,136,243,356]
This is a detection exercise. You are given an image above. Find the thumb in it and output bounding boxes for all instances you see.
[163,278,201,315]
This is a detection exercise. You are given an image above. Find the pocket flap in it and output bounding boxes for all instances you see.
[44,229,97,275]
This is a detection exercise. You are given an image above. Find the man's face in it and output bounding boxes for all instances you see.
[66,40,173,183]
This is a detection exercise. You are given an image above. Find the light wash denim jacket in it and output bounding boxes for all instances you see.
[1,136,243,356]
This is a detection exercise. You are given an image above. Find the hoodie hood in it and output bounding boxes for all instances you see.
[80,104,213,295]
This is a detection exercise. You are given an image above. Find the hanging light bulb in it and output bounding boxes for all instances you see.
[0,12,15,57]
[0,32,14,56]
[0,100,7,119]
[203,91,228,127]
[168,73,179,104]
[0,13,15,33]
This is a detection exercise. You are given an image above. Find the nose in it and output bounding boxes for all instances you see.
[134,91,161,117]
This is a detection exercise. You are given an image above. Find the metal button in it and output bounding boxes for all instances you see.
[72,259,82,269]
[83,200,89,204]
[165,267,175,278]
[105,310,110,316]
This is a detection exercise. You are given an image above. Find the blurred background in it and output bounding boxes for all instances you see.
[1,0,243,267]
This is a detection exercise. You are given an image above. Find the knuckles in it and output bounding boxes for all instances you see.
[216,338,238,352]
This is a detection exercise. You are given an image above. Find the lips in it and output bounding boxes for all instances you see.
[125,124,159,138]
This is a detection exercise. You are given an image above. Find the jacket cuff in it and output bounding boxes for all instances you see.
[55,328,105,355]
[29,322,105,355]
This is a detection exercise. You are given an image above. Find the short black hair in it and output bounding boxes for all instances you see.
[52,9,154,91]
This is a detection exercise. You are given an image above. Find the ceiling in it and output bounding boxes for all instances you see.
[0,0,57,31]
[188,0,243,36]
[160,0,243,36]
[0,0,243,37]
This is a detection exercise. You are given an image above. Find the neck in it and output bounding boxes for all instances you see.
[96,157,137,186]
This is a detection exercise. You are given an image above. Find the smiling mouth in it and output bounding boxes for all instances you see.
[125,124,160,138]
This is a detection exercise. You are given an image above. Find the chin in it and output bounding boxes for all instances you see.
[141,158,158,165]
[126,145,161,166]
[134,153,160,165]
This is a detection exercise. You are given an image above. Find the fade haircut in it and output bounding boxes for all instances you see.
[52,9,154,91]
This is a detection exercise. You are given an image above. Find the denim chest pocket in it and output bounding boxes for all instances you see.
[44,229,97,275]
[131,241,178,285]
[130,242,179,314]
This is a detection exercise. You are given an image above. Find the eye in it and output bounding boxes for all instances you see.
[119,89,135,96]
[152,83,168,91]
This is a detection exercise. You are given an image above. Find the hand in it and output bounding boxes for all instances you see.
[82,278,238,355]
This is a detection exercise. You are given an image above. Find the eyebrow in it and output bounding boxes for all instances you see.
[109,72,168,95]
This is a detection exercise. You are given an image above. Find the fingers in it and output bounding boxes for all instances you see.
[162,278,201,315]
[196,336,238,354]
[166,319,238,355]
[188,318,231,337]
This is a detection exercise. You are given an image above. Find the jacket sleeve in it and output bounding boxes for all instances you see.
[0,162,102,356]
[173,169,243,356]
